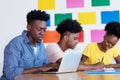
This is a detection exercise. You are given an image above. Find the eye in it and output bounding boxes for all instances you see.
[36,28,46,32]
[74,37,78,40]
[36,28,41,31]
[107,41,116,47]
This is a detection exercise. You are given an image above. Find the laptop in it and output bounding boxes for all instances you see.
[43,50,81,73]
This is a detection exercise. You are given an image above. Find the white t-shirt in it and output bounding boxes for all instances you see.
[46,43,64,63]
[33,47,37,54]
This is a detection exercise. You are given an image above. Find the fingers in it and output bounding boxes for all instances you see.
[45,63,60,70]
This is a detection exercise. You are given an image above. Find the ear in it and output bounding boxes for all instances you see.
[104,33,107,38]
[27,25,31,31]
[63,35,68,41]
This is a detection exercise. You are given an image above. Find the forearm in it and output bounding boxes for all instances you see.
[78,62,104,71]
[22,66,52,74]
[78,61,95,71]
[78,64,97,71]
[22,67,41,74]
[22,63,59,74]
[105,63,120,68]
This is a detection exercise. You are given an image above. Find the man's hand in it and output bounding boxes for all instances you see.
[39,63,59,72]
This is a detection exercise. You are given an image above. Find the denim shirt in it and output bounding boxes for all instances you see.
[1,30,49,80]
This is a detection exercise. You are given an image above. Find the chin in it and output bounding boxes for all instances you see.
[71,47,75,49]
[37,40,42,42]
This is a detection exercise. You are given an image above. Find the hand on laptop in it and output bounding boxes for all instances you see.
[56,58,62,65]
[41,63,59,72]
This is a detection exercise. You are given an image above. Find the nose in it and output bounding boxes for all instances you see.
[76,40,79,44]
[40,29,45,35]
[108,43,113,48]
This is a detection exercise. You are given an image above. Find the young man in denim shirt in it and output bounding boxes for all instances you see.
[1,10,58,80]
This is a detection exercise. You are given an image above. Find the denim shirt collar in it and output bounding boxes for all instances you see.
[22,30,30,44]
[22,30,42,45]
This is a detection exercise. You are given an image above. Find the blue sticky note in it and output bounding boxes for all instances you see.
[47,19,50,27]
[101,11,119,24]
[47,14,50,27]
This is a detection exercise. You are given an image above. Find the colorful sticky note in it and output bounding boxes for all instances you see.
[47,19,50,27]
[78,30,84,42]
[78,12,96,25]
[101,11,119,24]
[43,30,60,43]
[47,14,50,27]
[91,29,106,42]
[66,0,84,8]
[92,0,110,6]
[38,0,55,10]
[55,13,72,26]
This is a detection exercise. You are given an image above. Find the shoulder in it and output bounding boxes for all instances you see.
[4,31,28,51]
[46,43,58,48]
[86,42,97,47]
[110,46,120,52]
[46,43,61,54]
[4,35,24,55]
[7,35,23,46]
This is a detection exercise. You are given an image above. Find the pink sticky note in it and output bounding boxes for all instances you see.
[67,0,84,8]
[91,30,106,42]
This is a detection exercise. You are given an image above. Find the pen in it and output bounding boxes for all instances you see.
[101,56,104,62]
[98,58,101,62]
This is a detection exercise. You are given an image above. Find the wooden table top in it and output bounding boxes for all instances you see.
[14,71,120,80]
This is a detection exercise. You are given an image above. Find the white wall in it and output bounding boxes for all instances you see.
[0,0,120,76]
[0,0,37,76]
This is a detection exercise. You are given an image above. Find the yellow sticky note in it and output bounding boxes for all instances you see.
[78,12,96,25]
[38,0,55,10]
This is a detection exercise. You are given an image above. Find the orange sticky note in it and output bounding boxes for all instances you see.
[43,30,60,43]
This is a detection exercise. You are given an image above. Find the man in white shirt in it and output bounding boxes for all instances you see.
[46,19,104,71]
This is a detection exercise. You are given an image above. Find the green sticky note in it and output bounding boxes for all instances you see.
[55,13,72,26]
[92,0,110,6]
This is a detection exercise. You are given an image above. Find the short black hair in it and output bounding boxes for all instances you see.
[105,22,120,39]
[26,9,49,24]
[56,19,82,37]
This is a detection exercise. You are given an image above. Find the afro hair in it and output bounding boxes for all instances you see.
[56,19,82,37]
[105,22,120,38]
[26,10,49,24]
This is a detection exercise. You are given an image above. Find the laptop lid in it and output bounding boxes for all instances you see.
[58,50,81,73]
[43,50,81,73]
